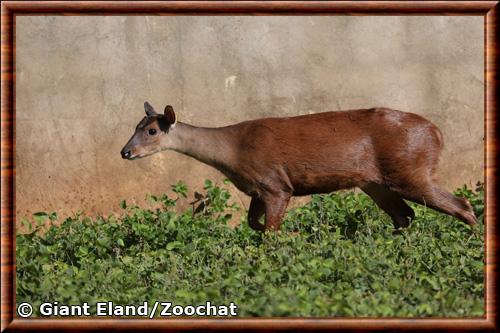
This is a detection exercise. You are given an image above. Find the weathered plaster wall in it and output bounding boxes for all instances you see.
[16,16,484,221]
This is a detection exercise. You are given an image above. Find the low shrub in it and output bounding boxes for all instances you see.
[17,181,484,317]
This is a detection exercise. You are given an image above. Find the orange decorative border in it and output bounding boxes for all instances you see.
[1,1,498,331]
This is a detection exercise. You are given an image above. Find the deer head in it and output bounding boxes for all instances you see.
[120,102,177,160]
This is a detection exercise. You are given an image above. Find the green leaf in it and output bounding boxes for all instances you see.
[203,179,213,189]
[166,241,183,250]
[172,181,188,198]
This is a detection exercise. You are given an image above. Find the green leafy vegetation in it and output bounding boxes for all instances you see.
[17,181,484,317]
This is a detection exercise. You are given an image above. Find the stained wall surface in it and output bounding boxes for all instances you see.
[16,16,484,221]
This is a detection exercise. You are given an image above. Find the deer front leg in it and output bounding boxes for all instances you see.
[263,192,291,231]
[247,197,265,231]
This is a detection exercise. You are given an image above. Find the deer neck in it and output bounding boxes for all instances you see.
[169,122,237,173]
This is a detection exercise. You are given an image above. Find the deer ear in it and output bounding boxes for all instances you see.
[164,105,176,125]
[144,101,157,116]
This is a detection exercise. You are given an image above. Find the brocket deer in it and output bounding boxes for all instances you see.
[121,102,478,231]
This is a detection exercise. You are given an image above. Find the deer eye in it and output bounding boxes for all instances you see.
[148,128,157,136]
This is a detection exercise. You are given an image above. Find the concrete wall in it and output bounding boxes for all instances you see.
[16,16,484,222]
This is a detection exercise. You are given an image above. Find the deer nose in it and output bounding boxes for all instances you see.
[121,149,131,159]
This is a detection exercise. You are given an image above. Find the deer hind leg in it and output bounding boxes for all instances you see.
[248,197,265,231]
[393,182,478,226]
[362,182,415,229]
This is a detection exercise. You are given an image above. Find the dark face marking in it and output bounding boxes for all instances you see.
[136,115,171,133]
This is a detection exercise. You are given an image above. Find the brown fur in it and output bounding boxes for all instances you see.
[121,104,478,232]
